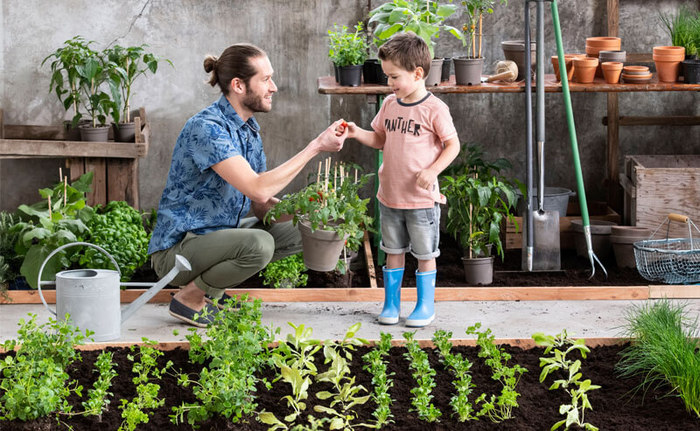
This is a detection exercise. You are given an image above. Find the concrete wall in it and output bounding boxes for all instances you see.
[1,0,698,214]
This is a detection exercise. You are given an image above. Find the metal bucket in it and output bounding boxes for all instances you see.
[55,268,121,341]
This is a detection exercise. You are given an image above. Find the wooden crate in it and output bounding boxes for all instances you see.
[505,201,620,250]
[619,155,700,238]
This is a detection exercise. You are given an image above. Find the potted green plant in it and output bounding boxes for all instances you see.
[265,161,373,271]
[441,153,518,285]
[369,0,460,86]
[104,44,172,141]
[328,22,369,87]
[76,48,112,141]
[41,36,94,140]
[660,6,700,83]
[453,0,509,86]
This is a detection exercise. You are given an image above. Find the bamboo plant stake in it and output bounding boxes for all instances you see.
[479,12,483,58]
[47,195,52,219]
[317,160,322,185]
[64,176,67,208]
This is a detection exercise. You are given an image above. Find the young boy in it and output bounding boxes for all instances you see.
[343,32,460,327]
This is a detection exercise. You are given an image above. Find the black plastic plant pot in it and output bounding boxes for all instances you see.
[441,57,452,81]
[338,64,363,87]
[682,59,700,84]
[333,63,339,83]
[363,59,379,84]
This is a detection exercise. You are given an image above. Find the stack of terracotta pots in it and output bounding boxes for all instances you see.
[653,46,685,82]
[586,37,621,77]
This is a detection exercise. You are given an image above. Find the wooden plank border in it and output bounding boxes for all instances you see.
[1,285,653,305]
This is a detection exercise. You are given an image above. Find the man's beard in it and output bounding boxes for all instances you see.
[242,89,270,113]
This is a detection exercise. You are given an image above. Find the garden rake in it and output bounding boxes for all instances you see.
[523,0,607,278]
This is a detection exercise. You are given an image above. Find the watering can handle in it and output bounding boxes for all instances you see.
[37,242,121,317]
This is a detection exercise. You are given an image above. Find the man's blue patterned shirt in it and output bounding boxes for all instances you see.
[148,95,266,254]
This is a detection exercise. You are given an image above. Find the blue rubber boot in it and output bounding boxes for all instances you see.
[378,266,404,325]
[406,270,436,327]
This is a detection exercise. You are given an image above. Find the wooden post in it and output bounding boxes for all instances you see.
[606,0,621,213]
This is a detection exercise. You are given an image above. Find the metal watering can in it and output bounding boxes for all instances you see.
[37,242,191,342]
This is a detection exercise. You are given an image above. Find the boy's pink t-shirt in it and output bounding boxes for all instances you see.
[371,93,458,209]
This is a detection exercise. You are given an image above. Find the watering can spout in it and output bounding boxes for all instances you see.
[121,255,191,323]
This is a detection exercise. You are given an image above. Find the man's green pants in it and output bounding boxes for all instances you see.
[150,218,301,299]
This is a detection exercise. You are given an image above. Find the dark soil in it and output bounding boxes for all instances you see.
[234,232,648,289]
[3,343,698,430]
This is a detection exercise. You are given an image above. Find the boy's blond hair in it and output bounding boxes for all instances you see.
[378,32,432,76]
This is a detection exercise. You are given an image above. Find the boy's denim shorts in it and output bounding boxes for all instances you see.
[379,202,441,260]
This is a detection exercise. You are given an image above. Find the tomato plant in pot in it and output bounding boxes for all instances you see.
[453,0,509,86]
[104,44,172,141]
[328,23,369,87]
[369,0,460,86]
[41,35,94,140]
[441,157,517,285]
[265,160,373,272]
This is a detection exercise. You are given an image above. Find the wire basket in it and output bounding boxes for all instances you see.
[633,214,700,284]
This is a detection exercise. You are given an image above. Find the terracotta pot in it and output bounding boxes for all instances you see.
[653,46,685,57]
[462,256,494,285]
[601,62,623,84]
[610,235,648,269]
[653,53,686,62]
[597,50,626,77]
[586,37,622,48]
[551,54,583,81]
[622,65,649,75]
[573,57,598,83]
[655,60,682,83]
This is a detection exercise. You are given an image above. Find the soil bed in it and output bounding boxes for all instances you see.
[2,343,696,430]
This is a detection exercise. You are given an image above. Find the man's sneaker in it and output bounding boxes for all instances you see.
[204,292,240,310]
[169,297,218,328]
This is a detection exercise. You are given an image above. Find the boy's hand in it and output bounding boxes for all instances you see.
[416,168,438,191]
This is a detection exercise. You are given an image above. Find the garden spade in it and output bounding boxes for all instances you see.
[523,0,560,271]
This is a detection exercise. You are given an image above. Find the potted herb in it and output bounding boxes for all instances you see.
[453,0,509,86]
[41,36,94,140]
[104,44,172,141]
[265,160,373,272]
[441,151,518,285]
[369,0,460,86]
[328,23,369,87]
[76,48,112,141]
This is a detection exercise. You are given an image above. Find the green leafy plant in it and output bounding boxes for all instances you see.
[265,162,373,253]
[362,332,396,427]
[369,0,460,58]
[433,329,479,422]
[328,23,369,67]
[533,330,600,431]
[172,295,276,426]
[13,172,95,289]
[467,322,526,423]
[441,172,518,259]
[0,313,90,421]
[74,45,112,128]
[660,6,700,57]
[41,35,94,126]
[615,299,700,418]
[455,0,509,58]
[119,338,173,431]
[80,200,150,281]
[81,351,118,419]
[403,331,442,422]
[0,211,23,294]
[261,253,308,289]
[103,44,172,124]
[313,323,372,430]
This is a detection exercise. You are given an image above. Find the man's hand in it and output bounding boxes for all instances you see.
[416,168,438,191]
[313,119,346,153]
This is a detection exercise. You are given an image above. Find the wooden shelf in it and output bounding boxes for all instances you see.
[318,75,700,95]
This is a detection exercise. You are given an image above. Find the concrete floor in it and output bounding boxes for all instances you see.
[3,299,700,345]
